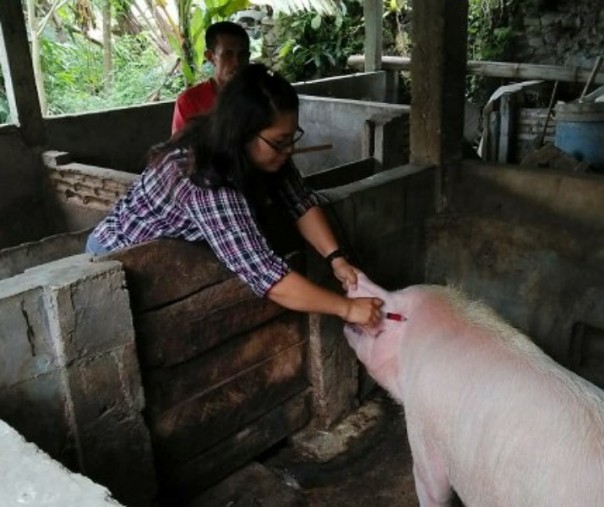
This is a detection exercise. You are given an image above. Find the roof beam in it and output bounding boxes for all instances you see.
[0,0,45,144]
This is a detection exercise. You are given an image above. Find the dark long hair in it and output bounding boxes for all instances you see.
[151,64,299,204]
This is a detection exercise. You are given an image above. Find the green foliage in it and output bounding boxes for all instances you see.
[0,71,9,124]
[41,32,181,115]
[0,97,9,125]
[467,0,517,61]
[467,0,518,102]
[382,0,411,56]
[171,0,249,86]
[273,1,364,82]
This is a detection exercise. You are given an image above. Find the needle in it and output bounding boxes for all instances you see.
[385,312,406,322]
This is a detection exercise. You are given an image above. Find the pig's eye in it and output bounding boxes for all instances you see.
[347,324,363,335]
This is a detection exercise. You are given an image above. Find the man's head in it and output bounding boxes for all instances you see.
[205,21,251,89]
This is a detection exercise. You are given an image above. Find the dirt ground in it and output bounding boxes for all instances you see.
[193,394,421,507]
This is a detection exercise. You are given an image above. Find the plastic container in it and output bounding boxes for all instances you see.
[554,102,604,172]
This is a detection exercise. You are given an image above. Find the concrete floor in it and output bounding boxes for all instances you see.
[193,394,420,507]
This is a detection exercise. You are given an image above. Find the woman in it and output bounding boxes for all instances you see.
[87,64,383,326]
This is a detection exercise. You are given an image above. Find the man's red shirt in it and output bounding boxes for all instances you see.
[171,80,217,134]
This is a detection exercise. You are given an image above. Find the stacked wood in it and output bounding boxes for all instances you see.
[103,239,311,504]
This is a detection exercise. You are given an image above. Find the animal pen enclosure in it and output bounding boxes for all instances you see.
[3,16,604,503]
[0,90,427,505]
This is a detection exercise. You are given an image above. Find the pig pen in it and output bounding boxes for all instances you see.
[0,123,426,506]
[2,153,604,505]
[3,70,604,505]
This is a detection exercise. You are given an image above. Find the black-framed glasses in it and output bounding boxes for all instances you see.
[257,127,305,153]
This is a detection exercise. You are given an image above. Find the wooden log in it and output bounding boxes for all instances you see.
[101,239,232,312]
[150,343,308,465]
[143,312,305,414]
[135,277,286,368]
[347,55,604,85]
[156,390,311,505]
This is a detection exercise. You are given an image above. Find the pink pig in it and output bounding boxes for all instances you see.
[344,273,604,507]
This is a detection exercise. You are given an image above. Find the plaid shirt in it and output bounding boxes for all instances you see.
[92,148,319,296]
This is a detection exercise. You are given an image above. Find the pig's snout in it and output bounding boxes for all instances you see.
[344,322,383,339]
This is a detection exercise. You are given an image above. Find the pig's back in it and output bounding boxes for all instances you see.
[399,286,604,507]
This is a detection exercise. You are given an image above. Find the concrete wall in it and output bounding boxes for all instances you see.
[426,160,604,388]
[44,102,173,174]
[294,71,398,103]
[42,87,409,178]
[0,126,54,248]
[305,163,436,426]
[297,96,409,175]
[0,254,156,506]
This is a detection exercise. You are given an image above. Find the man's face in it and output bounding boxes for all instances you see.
[206,33,250,88]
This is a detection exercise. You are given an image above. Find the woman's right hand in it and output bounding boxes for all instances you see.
[343,297,384,327]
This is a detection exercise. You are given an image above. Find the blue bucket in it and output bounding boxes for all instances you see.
[554,102,604,172]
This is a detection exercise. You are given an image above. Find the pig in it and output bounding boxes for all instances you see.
[344,273,604,507]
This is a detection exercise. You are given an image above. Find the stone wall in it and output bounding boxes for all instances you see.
[515,0,604,68]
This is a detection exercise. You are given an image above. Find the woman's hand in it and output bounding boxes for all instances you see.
[343,297,384,327]
[331,257,359,291]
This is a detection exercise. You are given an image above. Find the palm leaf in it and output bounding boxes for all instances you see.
[270,0,342,16]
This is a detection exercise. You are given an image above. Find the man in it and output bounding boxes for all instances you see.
[171,21,250,134]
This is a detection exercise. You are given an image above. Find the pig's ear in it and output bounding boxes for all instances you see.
[352,272,390,299]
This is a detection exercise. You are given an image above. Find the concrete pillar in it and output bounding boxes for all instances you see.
[0,255,156,506]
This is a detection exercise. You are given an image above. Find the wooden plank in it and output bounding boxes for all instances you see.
[498,93,514,163]
[102,239,232,312]
[135,277,286,368]
[156,390,312,505]
[347,55,604,85]
[0,0,45,143]
[150,343,308,465]
[144,313,305,414]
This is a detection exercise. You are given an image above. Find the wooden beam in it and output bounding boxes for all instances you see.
[363,0,382,72]
[348,55,604,86]
[410,0,468,209]
[0,0,45,144]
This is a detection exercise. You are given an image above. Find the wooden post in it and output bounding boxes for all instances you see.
[498,93,514,163]
[363,0,382,72]
[0,0,45,145]
[409,0,468,209]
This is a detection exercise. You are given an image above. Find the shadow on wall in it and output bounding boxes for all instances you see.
[426,161,604,389]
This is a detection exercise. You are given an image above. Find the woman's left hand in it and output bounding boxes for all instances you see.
[331,257,359,291]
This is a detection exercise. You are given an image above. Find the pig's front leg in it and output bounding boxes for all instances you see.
[409,424,454,506]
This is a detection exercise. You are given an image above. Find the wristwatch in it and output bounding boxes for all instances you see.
[325,248,347,264]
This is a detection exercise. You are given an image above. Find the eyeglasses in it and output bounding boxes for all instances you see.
[257,127,305,153]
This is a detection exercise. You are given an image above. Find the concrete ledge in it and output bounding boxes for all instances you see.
[291,399,385,462]
[0,419,123,506]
